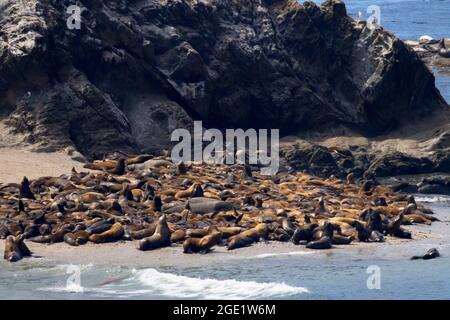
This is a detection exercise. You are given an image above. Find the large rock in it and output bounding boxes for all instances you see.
[0,0,447,158]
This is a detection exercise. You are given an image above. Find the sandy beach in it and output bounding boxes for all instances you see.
[0,147,84,183]
[1,148,448,268]
[0,221,445,268]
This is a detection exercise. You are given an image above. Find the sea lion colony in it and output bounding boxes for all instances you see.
[0,154,438,262]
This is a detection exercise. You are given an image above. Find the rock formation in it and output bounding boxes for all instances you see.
[0,0,448,161]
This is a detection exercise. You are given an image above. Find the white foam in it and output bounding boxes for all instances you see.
[40,283,85,293]
[132,268,309,299]
[415,195,450,203]
[248,251,314,259]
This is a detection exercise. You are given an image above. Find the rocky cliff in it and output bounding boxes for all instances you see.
[0,0,448,159]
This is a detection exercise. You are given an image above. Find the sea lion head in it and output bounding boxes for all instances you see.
[192,184,204,198]
[153,196,162,212]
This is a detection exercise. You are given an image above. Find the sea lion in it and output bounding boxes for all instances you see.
[305,236,332,249]
[186,228,210,238]
[368,230,384,242]
[311,222,334,241]
[404,214,432,225]
[0,225,9,239]
[23,224,40,238]
[411,248,440,260]
[131,225,156,240]
[346,173,355,185]
[4,234,31,262]
[29,227,69,244]
[86,219,114,235]
[19,177,35,200]
[163,197,235,214]
[367,210,383,233]
[176,162,188,175]
[226,234,254,250]
[106,158,126,175]
[128,159,174,171]
[227,223,268,250]
[386,213,411,239]
[352,221,371,242]
[331,235,353,245]
[152,196,162,212]
[183,232,222,254]
[314,197,328,216]
[89,222,124,243]
[291,223,318,245]
[243,165,253,178]
[138,215,171,251]
[125,154,153,165]
[175,184,204,199]
[438,38,450,58]
[217,227,244,239]
[170,229,186,243]
[64,233,79,246]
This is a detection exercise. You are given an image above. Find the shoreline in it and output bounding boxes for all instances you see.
[0,220,444,268]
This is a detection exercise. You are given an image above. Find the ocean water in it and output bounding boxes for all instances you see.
[0,1,450,300]
[1,196,450,300]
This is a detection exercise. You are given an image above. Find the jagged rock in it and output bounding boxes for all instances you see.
[364,152,434,177]
[280,141,339,177]
[0,0,447,160]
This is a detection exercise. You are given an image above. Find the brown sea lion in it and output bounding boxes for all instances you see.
[29,228,68,244]
[64,233,79,246]
[138,215,171,251]
[186,228,210,238]
[176,162,188,175]
[227,223,268,250]
[183,232,222,254]
[346,173,355,185]
[107,158,126,175]
[291,223,318,245]
[84,160,117,171]
[4,235,31,262]
[131,225,156,240]
[175,184,204,199]
[0,225,9,239]
[125,154,153,165]
[217,227,244,239]
[170,229,186,243]
[89,222,124,243]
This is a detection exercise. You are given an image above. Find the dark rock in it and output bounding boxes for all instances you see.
[417,175,450,194]
[432,150,450,173]
[364,152,434,177]
[280,142,339,177]
[0,0,447,158]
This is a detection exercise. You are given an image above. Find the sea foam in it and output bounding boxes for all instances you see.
[131,268,309,299]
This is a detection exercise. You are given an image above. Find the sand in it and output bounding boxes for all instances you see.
[0,221,445,268]
[0,147,84,183]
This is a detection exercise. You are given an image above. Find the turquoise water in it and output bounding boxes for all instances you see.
[1,197,450,300]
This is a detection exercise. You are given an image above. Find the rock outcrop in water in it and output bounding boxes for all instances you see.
[0,0,447,159]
